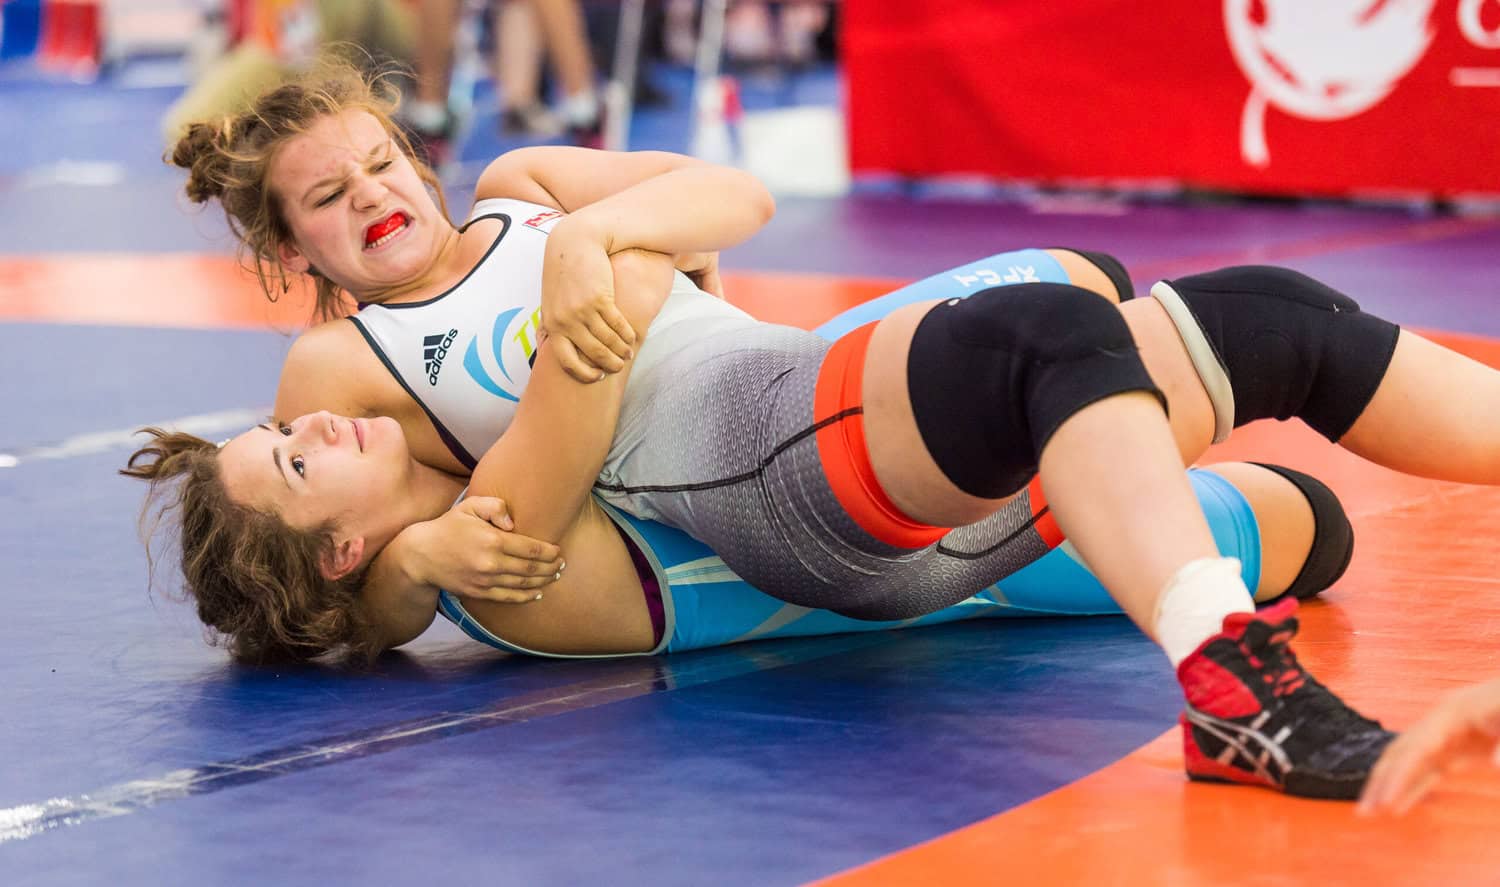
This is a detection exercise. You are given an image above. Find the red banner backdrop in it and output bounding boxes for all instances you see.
[844,0,1500,197]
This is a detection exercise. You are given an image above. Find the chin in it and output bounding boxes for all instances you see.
[377,416,408,453]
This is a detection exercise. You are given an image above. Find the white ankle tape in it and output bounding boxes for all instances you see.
[1150,281,1235,443]
[1154,557,1254,668]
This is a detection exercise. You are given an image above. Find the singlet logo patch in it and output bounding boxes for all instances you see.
[423,329,459,386]
[522,210,564,233]
[463,306,543,402]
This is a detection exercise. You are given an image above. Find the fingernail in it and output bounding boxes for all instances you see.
[559,560,566,572]
[553,571,562,581]
[534,592,544,601]
[502,518,514,530]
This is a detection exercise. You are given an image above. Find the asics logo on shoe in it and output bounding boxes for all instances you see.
[424,329,458,386]
[1184,704,1293,788]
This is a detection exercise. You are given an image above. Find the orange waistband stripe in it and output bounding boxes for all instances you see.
[813,322,950,549]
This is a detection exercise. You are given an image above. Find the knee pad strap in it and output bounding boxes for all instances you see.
[1150,280,1237,443]
[1252,463,1354,600]
[907,283,1164,499]
[1154,266,1400,442]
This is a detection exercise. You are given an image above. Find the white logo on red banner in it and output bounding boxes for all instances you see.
[1224,0,1438,167]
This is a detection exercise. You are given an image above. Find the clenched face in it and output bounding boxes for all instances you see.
[268,110,450,302]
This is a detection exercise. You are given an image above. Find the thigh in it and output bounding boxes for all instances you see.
[861,285,1219,528]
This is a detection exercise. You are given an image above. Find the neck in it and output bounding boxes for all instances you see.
[399,459,468,525]
[353,457,467,574]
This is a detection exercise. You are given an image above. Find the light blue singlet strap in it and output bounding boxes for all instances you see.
[813,249,1067,340]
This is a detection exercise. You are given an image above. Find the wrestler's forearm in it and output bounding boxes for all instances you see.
[469,249,675,541]
[556,164,774,258]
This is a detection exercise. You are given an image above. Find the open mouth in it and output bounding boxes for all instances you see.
[364,211,410,250]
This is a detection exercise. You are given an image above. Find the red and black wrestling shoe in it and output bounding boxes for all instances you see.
[1177,598,1394,799]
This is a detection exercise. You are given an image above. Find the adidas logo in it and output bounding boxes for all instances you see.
[424,329,458,386]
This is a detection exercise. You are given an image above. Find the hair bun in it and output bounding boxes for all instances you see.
[172,121,228,203]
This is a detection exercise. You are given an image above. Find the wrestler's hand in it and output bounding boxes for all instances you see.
[1359,678,1500,815]
[542,221,638,382]
[401,497,566,603]
[676,250,724,298]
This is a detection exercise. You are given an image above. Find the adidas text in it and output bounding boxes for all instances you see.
[424,329,459,385]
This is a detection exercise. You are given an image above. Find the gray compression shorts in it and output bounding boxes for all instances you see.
[596,323,1059,621]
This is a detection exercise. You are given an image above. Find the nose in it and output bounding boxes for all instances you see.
[293,411,340,446]
[349,172,386,211]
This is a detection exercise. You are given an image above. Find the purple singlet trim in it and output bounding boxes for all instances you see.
[615,523,665,647]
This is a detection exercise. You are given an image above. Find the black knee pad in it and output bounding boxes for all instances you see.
[1253,463,1355,600]
[1056,248,1134,300]
[906,283,1163,499]
[1159,266,1401,441]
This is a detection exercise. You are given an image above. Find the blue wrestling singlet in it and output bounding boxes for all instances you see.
[436,250,1265,659]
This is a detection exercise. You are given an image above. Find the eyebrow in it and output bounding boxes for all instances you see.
[303,142,391,202]
[257,423,293,490]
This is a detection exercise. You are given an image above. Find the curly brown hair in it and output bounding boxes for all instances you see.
[168,60,451,322]
[122,428,383,665]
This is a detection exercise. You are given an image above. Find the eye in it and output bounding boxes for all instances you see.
[373,160,393,173]
[290,455,306,477]
[279,424,293,436]
[315,188,344,208]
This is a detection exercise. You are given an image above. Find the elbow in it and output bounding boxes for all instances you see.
[713,166,773,227]
[742,171,776,226]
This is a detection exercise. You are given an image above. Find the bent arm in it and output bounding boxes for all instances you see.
[468,248,677,539]
[336,250,673,652]
[477,146,775,257]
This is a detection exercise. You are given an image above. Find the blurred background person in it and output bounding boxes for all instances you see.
[161,0,418,147]
[405,0,601,160]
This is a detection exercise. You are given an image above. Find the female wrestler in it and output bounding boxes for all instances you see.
[147,63,1500,801]
[124,240,1343,660]
[160,63,1322,621]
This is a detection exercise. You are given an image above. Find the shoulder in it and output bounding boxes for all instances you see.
[274,318,395,418]
[282,318,366,373]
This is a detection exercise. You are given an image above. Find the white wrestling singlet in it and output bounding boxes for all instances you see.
[351,196,754,468]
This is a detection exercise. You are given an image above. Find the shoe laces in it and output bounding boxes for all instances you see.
[1240,624,1306,698]
[1245,626,1384,734]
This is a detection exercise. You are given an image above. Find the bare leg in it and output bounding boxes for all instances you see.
[415,0,460,109]
[862,304,1221,636]
[1037,392,1222,632]
[849,260,1387,798]
[497,0,545,109]
[864,290,1216,528]
[1050,255,1323,603]
[1341,330,1500,484]
[529,0,596,101]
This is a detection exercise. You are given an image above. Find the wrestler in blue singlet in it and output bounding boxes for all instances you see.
[428,246,1261,658]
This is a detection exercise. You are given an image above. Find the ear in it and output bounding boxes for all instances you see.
[276,238,312,274]
[318,536,366,581]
